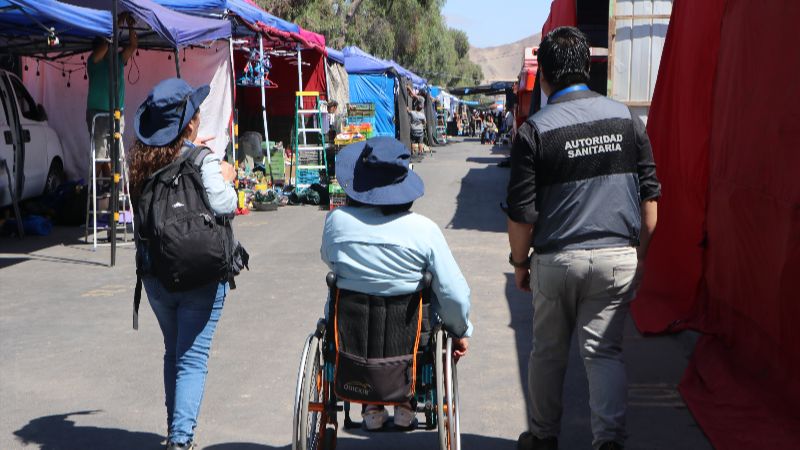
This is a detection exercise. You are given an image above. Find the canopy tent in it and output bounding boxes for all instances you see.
[3,0,234,178]
[326,47,345,65]
[343,46,399,138]
[151,0,325,49]
[631,0,800,448]
[449,81,514,97]
[60,0,231,49]
[149,0,328,167]
[325,49,349,109]
[0,0,112,55]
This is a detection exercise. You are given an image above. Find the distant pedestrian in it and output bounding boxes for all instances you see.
[506,27,660,450]
[408,102,427,158]
[129,78,238,450]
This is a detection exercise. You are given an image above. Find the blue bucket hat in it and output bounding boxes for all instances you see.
[134,78,210,147]
[336,137,424,206]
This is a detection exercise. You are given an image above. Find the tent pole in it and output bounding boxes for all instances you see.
[259,34,270,165]
[296,45,302,93]
[228,38,237,163]
[109,0,119,267]
[174,48,181,78]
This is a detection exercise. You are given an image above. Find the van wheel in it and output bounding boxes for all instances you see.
[44,158,64,196]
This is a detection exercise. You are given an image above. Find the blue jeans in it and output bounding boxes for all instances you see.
[143,277,228,444]
[527,247,639,448]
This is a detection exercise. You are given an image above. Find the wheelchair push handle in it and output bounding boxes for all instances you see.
[325,271,433,289]
[422,271,433,289]
[326,272,338,289]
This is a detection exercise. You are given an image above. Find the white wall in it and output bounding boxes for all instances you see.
[611,0,673,123]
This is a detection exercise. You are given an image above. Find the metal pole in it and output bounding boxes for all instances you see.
[259,34,270,165]
[228,38,237,163]
[174,48,181,78]
[296,45,303,93]
[109,0,119,266]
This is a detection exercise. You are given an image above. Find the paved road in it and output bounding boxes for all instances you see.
[0,138,711,449]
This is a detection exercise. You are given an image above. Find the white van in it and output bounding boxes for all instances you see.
[0,68,65,208]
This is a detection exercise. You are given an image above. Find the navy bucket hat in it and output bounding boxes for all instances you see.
[336,137,425,206]
[134,78,210,147]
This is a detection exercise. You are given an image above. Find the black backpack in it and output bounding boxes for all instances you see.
[132,145,234,329]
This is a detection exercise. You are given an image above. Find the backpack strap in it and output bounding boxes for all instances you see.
[133,274,142,330]
[183,144,213,170]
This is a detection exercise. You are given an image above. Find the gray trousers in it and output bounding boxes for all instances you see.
[528,246,638,448]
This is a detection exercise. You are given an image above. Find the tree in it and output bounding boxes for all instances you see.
[255,0,483,87]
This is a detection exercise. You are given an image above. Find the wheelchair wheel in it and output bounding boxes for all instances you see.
[435,330,461,450]
[293,334,325,450]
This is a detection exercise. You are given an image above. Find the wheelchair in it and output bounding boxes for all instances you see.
[292,272,461,450]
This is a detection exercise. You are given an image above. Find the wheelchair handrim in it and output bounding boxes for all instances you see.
[293,333,314,450]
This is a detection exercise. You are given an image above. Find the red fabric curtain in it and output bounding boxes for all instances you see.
[236,47,327,118]
[635,0,800,447]
[541,0,576,36]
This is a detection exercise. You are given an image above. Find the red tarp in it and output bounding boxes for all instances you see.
[541,0,576,36]
[634,0,800,448]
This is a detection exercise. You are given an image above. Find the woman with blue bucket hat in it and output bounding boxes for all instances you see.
[129,78,237,450]
[321,136,473,430]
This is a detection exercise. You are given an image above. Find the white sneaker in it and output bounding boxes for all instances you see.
[362,406,389,431]
[393,404,416,428]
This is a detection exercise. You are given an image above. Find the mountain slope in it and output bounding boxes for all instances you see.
[469,34,541,83]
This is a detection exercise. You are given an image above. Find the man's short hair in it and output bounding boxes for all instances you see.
[328,100,338,109]
[537,26,590,92]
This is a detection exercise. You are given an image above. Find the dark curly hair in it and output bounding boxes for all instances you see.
[128,116,196,206]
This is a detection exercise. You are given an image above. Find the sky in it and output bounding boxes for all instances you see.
[443,0,551,48]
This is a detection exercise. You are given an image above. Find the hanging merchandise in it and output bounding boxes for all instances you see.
[237,47,276,88]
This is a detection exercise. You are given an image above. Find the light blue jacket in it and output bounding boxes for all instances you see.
[182,143,237,215]
[321,206,473,338]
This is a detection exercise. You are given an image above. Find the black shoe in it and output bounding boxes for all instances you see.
[166,442,193,450]
[598,442,623,450]
[517,431,557,450]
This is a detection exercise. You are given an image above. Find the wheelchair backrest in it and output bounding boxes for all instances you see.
[326,272,433,405]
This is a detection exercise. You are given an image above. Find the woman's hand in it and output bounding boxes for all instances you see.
[220,161,236,183]
[452,337,469,363]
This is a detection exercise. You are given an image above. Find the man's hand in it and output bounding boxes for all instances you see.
[220,161,236,183]
[514,266,531,292]
[452,337,469,363]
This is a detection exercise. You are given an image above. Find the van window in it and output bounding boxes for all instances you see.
[8,75,40,121]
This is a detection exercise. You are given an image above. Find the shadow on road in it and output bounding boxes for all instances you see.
[504,273,534,427]
[0,225,103,269]
[13,411,163,450]
[12,411,291,450]
[447,163,509,234]
[204,444,289,449]
[335,432,517,449]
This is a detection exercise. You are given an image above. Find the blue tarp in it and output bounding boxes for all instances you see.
[389,60,426,87]
[343,46,395,74]
[153,0,299,34]
[62,0,231,47]
[0,0,112,39]
[327,47,345,65]
[349,74,395,137]
[343,46,426,86]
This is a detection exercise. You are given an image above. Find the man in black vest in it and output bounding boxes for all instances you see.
[506,27,660,450]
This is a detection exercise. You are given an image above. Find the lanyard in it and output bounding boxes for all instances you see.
[548,84,589,103]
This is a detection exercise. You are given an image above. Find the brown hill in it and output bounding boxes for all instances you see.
[469,34,541,83]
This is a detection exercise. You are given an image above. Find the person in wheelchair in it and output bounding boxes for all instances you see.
[321,136,472,431]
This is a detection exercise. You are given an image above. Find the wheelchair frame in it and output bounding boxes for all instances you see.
[292,273,461,450]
